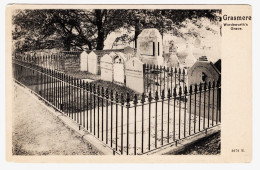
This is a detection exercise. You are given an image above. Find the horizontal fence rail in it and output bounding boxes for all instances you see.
[12,58,221,155]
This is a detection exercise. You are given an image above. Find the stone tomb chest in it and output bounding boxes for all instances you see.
[100,54,113,82]
[80,51,88,71]
[88,51,98,75]
[125,57,145,93]
[187,60,221,121]
[187,60,221,87]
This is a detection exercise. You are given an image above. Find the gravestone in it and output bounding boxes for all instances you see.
[167,53,180,68]
[125,57,144,93]
[113,52,126,84]
[184,43,197,68]
[88,51,98,75]
[137,28,164,66]
[80,51,88,71]
[187,60,221,121]
[100,54,113,82]
[187,60,220,87]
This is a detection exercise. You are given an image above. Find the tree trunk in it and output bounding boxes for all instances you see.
[95,10,105,50]
[96,31,105,50]
[134,25,140,48]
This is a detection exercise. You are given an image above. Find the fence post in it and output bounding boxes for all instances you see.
[148,91,152,150]
[93,84,96,135]
[80,79,83,126]
[183,68,186,91]
[156,65,159,92]
[189,85,192,135]
[167,88,170,143]
[212,80,215,126]
[161,89,165,145]
[203,82,207,129]
[105,88,109,144]
[174,67,177,88]
[115,92,119,151]
[208,81,211,128]
[97,85,100,138]
[101,87,104,140]
[178,86,182,139]
[141,92,145,153]
[86,82,89,130]
[120,93,125,155]
[194,84,197,134]
[155,90,159,148]
[199,83,202,131]
[90,83,93,132]
[110,89,114,148]
[184,86,187,137]
[126,93,130,155]
[133,94,138,155]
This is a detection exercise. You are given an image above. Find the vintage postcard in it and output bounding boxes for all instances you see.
[5,4,252,163]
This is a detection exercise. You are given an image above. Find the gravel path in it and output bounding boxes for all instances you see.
[12,84,101,155]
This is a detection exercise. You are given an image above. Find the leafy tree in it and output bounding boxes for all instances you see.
[12,9,221,52]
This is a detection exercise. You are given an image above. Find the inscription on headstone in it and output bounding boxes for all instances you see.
[125,57,144,93]
[113,52,126,84]
[80,51,88,71]
[100,54,113,82]
[88,51,98,75]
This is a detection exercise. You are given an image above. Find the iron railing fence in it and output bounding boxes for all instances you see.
[12,58,221,155]
[143,64,187,97]
[14,52,82,72]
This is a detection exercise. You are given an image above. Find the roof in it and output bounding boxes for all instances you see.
[214,59,221,73]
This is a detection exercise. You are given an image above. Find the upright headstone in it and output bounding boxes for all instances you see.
[125,57,144,93]
[80,51,88,71]
[113,52,126,84]
[137,28,164,66]
[100,54,113,82]
[88,51,98,75]
[167,53,180,68]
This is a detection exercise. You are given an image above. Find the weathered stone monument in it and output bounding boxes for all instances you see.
[164,53,180,68]
[87,51,98,75]
[100,54,113,82]
[187,59,221,87]
[184,43,197,68]
[80,51,88,71]
[137,28,164,66]
[125,57,145,93]
[113,52,126,84]
[187,59,221,121]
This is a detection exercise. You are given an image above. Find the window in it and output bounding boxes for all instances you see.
[158,42,160,56]
[153,42,155,56]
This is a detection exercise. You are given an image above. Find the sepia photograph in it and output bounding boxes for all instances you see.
[5,4,252,163]
[11,7,221,156]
